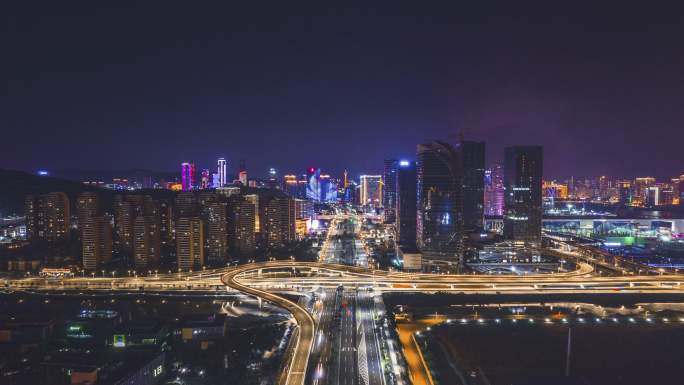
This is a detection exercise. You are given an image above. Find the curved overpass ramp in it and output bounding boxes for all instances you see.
[222,264,314,385]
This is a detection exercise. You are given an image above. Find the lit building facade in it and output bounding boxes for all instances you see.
[133,215,160,268]
[25,192,71,241]
[181,162,196,191]
[260,195,296,248]
[217,157,227,187]
[484,163,504,216]
[228,196,256,255]
[503,146,543,245]
[306,167,321,201]
[82,216,112,270]
[360,175,383,208]
[383,159,398,223]
[203,202,228,263]
[396,160,417,247]
[416,141,463,271]
[176,217,204,271]
[76,192,99,235]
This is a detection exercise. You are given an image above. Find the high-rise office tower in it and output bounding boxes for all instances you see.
[360,175,383,208]
[396,160,417,247]
[484,163,504,216]
[133,215,160,268]
[217,157,227,187]
[260,195,295,248]
[181,162,196,191]
[81,216,112,270]
[203,201,228,263]
[319,174,338,202]
[503,146,543,245]
[228,196,256,255]
[416,141,463,271]
[383,159,398,223]
[25,192,71,241]
[458,141,485,231]
[306,167,321,201]
[176,217,204,271]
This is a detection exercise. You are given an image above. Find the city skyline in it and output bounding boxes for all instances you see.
[3,3,684,179]
[3,4,684,385]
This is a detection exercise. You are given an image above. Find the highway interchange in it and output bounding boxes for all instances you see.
[4,214,684,385]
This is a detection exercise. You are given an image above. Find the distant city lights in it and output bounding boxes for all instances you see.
[37,170,49,176]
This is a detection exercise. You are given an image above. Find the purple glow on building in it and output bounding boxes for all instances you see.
[485,163,504,216]
[181,162,196,191]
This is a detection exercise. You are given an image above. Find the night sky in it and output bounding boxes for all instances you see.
[3,3,684,180]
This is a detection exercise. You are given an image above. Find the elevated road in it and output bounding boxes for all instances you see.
[222,264,315,385]
[4,260,684,385]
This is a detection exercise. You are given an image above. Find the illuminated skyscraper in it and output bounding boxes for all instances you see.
[396,160,417,247]
[360,175,383,208]
[416,142,463,271]
[176,217,204,271]
[484,164,504,216]
[383,159,398,223]
[181,162,196,191]
[503,146,543,245]
[320,174,338,202]
[306,167,321,201]
[217,157,227,187]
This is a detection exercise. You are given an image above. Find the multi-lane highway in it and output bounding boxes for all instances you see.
[337,290,358,385]
[321,215,362,266]
[5,215,684,385]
